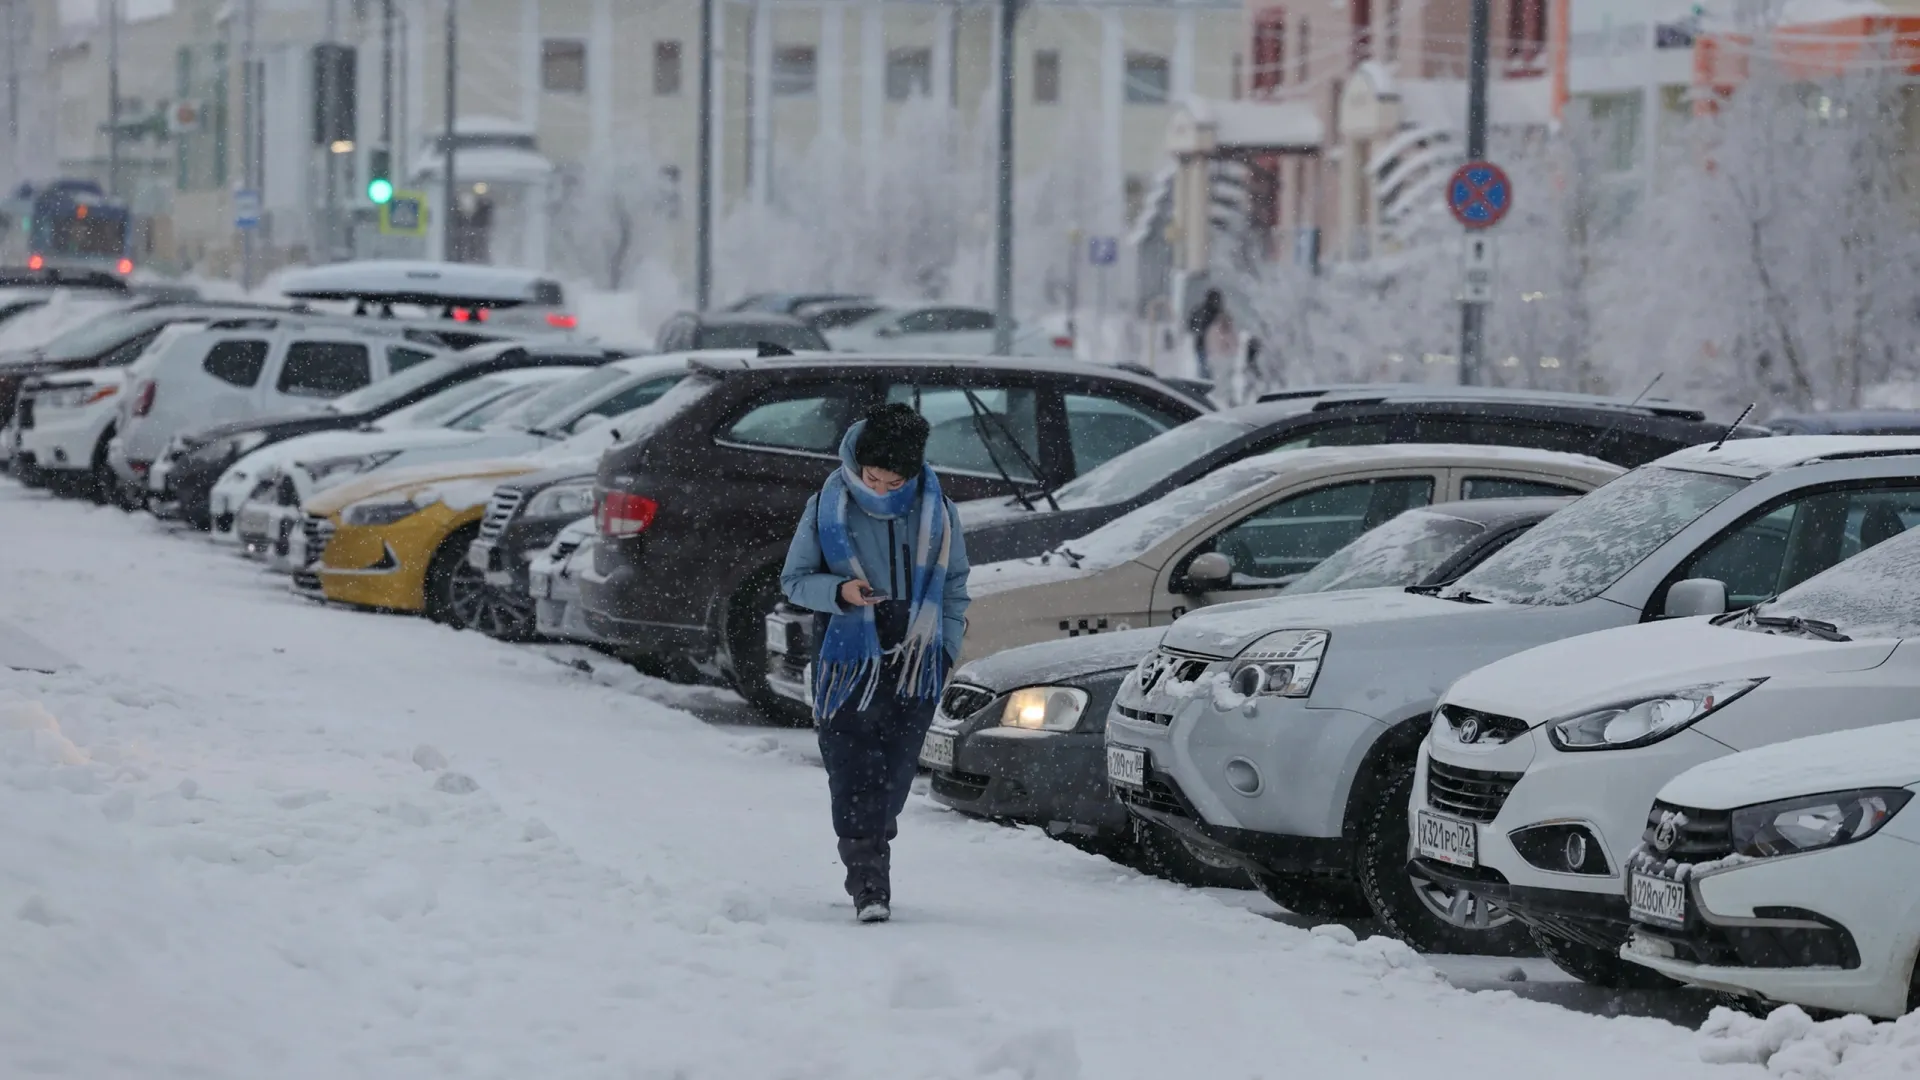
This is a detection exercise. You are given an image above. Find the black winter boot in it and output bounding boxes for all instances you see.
[837,835,892,921]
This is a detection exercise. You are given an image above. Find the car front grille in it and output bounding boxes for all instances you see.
[1115,773,1192,819]
[301,513,335,569]
[1115,704,1174,726]
[930,770,992,802]
[1435,704,1531,746]
[1425,759,1525,823]
[1642,800,1735,861]
[478,487,525,543]
[940,683,996,720]
[276,474,300,506]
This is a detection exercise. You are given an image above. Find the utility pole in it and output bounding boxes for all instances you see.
[106,0,120,198]
[321,0,340,261]
[6,0,19,153]
[381,0,393,158]
[1457,0,1491,386]
[991,0,1017,356]
[695,0,714,310]
[241,0,257,290]
[441,0,458,261]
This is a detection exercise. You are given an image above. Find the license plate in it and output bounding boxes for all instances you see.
[1630,872,1688,927]
[529,570,552,599]
[236,507,270,537]
[1415,810,1478,868]
[919,731,955,770]
[765,615,799,655]
[1106,745,1147,788]
[466,544,490,571]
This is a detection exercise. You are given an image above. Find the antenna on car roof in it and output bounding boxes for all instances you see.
[1582,372,1663,460]
[756,342,795,357]
[1708,403,1756,453]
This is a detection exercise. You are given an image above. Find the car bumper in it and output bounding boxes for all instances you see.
[164,452,234,523]
[1620,834,1920,1019]
[16,403,110,472]
[316,507,468,613]
[929,725,1131,839]
[577,556,714,658]
[237,502,305,566]
[468,517,572,592]
[529,556,606,644]
[1416,729,1728,946]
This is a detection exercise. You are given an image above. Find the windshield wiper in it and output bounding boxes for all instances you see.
[1405,583,1444,596]
[1438,589,1491,604]
[961,384,1060,512]
[1750,613,1851,642]
[1038,545,1085,569]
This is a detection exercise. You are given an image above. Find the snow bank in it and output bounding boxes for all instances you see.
[1700,1004,1920,1079]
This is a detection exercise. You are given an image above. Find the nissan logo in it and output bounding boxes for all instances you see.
[1457,716,1482,744]
[1653,816,1679,852]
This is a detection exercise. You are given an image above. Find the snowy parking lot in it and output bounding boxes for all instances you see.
[2,484,1915,1080]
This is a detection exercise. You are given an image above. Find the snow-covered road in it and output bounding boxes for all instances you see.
[1,485,1909,1079]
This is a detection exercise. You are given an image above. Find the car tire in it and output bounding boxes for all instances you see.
[1357,759,1537,956]
[1530,927,1678,989]
[724,571,812,727]
[1128,820,1251,890]
[1251,871,1373,919]
[425,524,483,627]
[88,428,116,506]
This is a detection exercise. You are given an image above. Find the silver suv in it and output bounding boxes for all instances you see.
[1106,436,1920,955]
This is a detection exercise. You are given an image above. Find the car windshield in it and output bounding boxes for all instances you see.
[327,355,470,414]
[1447,466,1748,606]
[526,374,716,466]
[1048,464,1275,571]
[1743,526,1920,639]
[513,367,627,431]
[1050,415,1256,510]
[447,383,549,431]
[695,323,825,351]
[41,309,163,360]
[379,377,513,428]
[1282,509,1488,595]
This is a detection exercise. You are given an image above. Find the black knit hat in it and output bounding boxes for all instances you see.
[853,403,930,477]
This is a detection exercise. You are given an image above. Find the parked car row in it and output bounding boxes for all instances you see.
[15,266,1920,1025]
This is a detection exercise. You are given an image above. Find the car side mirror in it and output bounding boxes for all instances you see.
[1664,578,1728,619]
[1185,552,1233,592]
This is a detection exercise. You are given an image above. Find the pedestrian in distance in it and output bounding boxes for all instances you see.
[1188,287,1224,381]
[780,404,971,924]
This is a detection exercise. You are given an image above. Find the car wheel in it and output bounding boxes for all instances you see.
[1251,870,1373,919]
[1356,757,1537,956]
[724,571,812,726]
[1531,927,1677,988]
[425,524,484,627]
[1129,820,1251,890]
[88,428,116,506]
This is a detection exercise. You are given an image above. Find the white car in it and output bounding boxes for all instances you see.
[13,367,128,498]
[528,517,602,644]
[213,368,587,555]
[229,355,688,571]
[116,315,446,479]
[824,303,1072,357]
[1622,716,1920,1019]
[1414,499,1920,989]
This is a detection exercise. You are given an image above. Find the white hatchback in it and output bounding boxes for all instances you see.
[1415,513,1920,989]
[1623,717,1920,1020]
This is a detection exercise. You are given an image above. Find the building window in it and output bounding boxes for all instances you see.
[1351,0,1372,66]
[886,47,932,101]
[1124,52,1169,105]
[1251,9,1285,94]
[1298,18,1310,82]
[1508,0,1547,64]
[1385,0,1400,62]
[541,39,586,94]
[654,40,683,96]
[773,45,816,97]
[1034,49,1061,104]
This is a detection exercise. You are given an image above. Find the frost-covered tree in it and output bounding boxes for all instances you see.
[548,139,682,291]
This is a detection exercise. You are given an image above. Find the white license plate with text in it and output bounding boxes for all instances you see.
[529,570,552,599]
[1415,810,1478,868]
[1106,746,1147,788]
[1630,872,1687,927]
[919,731,955,770]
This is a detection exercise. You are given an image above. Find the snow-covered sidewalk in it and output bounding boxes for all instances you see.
[0,486,1899,1079]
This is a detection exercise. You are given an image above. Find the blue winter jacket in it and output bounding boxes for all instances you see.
[780,491,971,666]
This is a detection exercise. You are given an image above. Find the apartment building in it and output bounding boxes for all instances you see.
[30,0,1244,294]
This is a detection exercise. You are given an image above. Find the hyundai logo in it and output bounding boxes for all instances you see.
[1653,815,1679,853]
[1457,716,1482,744]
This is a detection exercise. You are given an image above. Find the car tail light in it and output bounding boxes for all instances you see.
[1052,335,1074,350]
[131,379,156,417]
[452,307,488,322]
[546,313,579,330]
[26,253,42,270]
[116,258,134,275]
[83,384,119,405]
[596,491,658,537]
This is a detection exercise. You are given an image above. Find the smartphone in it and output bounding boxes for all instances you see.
[858,585,889,601]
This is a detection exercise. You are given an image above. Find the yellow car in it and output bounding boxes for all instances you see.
[299,458,541,624]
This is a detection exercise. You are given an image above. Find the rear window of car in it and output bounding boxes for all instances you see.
[720,385,863,454]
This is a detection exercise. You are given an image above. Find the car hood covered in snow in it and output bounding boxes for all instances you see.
[953,626,1166,693]
[1659,715,1920,810]
[1160,588,1483,658]
[305,457,541,515]
[1444,616,1899,726]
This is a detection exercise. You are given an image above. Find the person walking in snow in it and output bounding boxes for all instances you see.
[780,404,971,924]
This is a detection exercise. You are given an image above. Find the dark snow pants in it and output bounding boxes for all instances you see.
[817,684,938,903]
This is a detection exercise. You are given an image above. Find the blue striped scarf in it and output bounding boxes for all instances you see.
[812,423,952,721]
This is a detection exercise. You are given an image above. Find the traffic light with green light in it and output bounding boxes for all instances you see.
[367,148,393,204]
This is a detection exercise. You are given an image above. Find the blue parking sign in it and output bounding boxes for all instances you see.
[1088,237,1118,266]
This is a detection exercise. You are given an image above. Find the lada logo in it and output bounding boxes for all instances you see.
[1653,814,1680,853]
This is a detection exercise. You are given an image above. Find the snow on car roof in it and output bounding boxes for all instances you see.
[276,261,562,307]
[1214,442,1620,480]
[1659,434,1920,476]
[1659,717,1920,810]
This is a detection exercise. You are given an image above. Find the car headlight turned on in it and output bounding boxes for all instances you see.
[342,499,421,527]
[999,686,1088,731]
[1732,788,1912,858]
[526,481,595,518]
[1548,679,1764,752]
[1228,629,1329,699]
